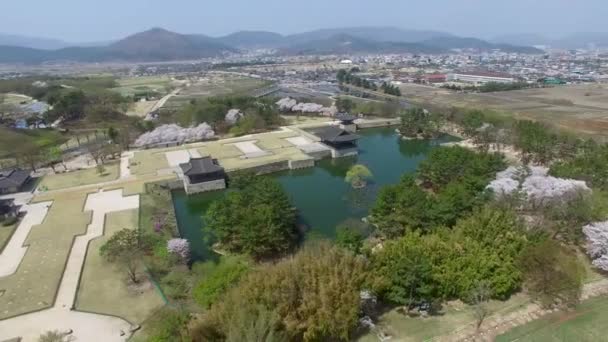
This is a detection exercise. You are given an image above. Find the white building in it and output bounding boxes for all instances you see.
[447,72,515,85]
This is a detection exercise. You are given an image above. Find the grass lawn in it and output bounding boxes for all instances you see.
[75,209,165,323]
[0,190,91,319]
[127,100,158,117]
[112,76,172,97]
[496,295,608,342]
[130,150,171,176]
[38,162,120,191]
[0,221,18,253]
[357,294,530,342]
[2,93,32,105]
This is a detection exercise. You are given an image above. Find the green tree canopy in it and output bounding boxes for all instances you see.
[191,242,370,342]
[205,177,297,259]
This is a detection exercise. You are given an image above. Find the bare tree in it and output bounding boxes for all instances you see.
[470,281,493,331]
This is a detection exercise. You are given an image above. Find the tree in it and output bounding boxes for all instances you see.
[520,239,584,308]
[461,110,485,137]
[345,164,373,188]
[192,256,250,309]
[417,146,505,191]
[47,146,67,171]
[371,175,435,238]
[145,308,191,342]
[99,229,142,283]
[550,144,608,191]
[372,232,436,310]
[399,107,442,138]
[513,120,557,165]
[205,177,297,259]
[335,226,365,254]
[191,242,370,341]
[47,90,88,122]
[107,126,119,144]
[470,281,493,330]
[335,97,354,113]
[582,221,608,272]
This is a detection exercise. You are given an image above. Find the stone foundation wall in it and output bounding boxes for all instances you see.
[229,160,291,176]
[357,118,400,129]
[329,146,359,158]
[289,158,315,170]
[185,179,226,194]
[307,149,332,160]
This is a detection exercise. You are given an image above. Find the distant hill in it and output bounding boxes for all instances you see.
[492,33,550,47]
[285,26,454,45]
[0,28,238,64]
[422,37,544,54]
[0,26,546,64]
[282,33,444,55]
[106,28,237,60]
[493,32,608,49]
[0,33,71,50]
[553,32,608,49]
[218,31,286,48]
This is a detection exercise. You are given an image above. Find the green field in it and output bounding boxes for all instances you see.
[496,296,608,342]
[0,191,91,319]
[75,209,165,323]
[38,162,120,191]
[164,75,271,109]
[112,76,173,97]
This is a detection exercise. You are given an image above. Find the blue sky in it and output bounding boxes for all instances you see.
[2,0,607,41]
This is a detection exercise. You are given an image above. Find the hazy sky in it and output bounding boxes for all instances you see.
[2,0,607,41]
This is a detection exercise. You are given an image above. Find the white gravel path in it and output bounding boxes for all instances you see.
[0,189,139,342]
[120,151,134,179]
[0,202,51,277]
[165,149,201,167]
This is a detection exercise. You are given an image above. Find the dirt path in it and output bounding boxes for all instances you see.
[149,88,180,113]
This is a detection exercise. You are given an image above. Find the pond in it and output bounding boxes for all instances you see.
[172,127,458,261]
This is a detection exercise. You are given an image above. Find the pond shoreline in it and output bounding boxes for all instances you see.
[172,127,459,262]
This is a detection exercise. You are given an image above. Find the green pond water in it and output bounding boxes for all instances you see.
[172,127,458,261]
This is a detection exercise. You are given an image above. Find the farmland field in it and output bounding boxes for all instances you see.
[112,76,174,97]
[398,83,608,140]
[163,74,271,109]
[496,296,608,342]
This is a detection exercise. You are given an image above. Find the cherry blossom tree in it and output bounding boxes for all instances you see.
[134,123,214,147]
[487,166,590,208]
[167,238,190,262]
[583,221,608,271]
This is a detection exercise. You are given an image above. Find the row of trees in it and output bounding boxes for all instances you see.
[380,82,402,96]
[336,69,378,91]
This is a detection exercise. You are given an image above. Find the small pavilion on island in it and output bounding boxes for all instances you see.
[334,112,357,132]
[179,157,226,194]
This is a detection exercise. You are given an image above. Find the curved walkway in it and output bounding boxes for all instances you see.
[0,189,139,341]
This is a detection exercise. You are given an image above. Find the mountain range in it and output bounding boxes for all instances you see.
[0,27,544,64]
[493,32,608,49]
